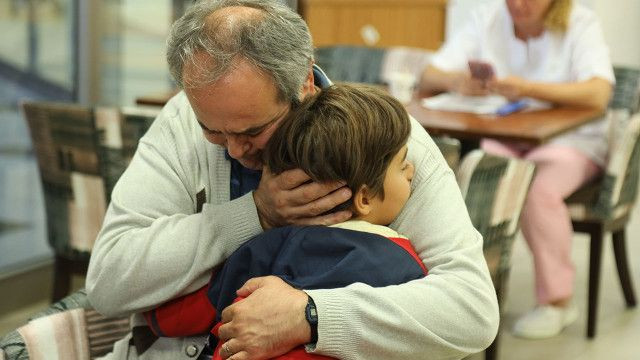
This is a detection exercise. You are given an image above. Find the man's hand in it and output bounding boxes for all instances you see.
[488,76,530,101]
[217,276,311,360]
[254,167,352,230]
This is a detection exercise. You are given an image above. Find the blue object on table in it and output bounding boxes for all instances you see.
[496,100,528,116]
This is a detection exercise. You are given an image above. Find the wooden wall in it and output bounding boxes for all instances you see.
[299,0,447,50]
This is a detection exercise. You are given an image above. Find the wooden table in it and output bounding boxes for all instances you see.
[405,101,604,145]
[136,91,604,146]
[136,91,178,107]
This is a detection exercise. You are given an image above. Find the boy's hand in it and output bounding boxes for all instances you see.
[253,167,352,230]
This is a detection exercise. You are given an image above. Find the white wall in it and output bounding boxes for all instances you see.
[445,0,640,68]
[592,0,640,67]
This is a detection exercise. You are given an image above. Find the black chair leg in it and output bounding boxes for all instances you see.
[612,229,637,307]
[52,256,71,303]
[587,226,604,338]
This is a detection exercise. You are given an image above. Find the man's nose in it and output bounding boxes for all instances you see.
[226,136,250,159]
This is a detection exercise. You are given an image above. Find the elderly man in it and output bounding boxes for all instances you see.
[86,1,499,359]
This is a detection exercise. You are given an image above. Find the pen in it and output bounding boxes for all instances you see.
[496,100,528,116]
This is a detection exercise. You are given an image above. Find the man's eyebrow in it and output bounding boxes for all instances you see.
[235,115,278,135]
[197,120,217,132]
[197,109,285,136]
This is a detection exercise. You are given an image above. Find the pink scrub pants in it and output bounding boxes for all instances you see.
[481,139,601,304]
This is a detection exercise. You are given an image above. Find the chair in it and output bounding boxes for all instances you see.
[564,66,640,339]
[432,136,461,170]
[314,45,432,86]
[22,102,158,302]
[456,150,536,360]
[0,290,130,360]
[314,45,386,84]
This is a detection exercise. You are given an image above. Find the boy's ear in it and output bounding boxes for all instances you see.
[353,185,373,216]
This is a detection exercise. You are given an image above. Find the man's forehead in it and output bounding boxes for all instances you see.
[184,54,278,97]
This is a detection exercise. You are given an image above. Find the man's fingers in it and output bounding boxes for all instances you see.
[277,168,312,190]
[228,351,249,360]
[236,276,273,297]
[220,339,243,360]
[291,185,352,215]
[285,181,349,207]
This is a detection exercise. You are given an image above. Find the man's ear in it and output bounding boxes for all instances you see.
[353,185,372,217]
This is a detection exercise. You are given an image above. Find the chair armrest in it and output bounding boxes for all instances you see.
[0,290,91,360]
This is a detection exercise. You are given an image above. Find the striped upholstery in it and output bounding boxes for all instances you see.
[85,309,130,359]
[567,65,640,221]
[563,66,640,338]
[0,290,130,360]
[314,46,387,84]
[0,103,156,359]
[23,103,104,256]
[313,45,432,87]
[456,150,535,360]
[432,136,461,170]
[456,150,535,295]
[22,102,158,301]
[608,67,640,112]
[567,105,640,221]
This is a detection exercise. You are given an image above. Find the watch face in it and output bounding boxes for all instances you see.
[306,299,318,323]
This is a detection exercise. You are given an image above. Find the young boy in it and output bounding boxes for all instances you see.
[144,84,426,359]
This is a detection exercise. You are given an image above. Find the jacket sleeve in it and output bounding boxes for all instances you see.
[86,94,263,317]
[305,118,500,360]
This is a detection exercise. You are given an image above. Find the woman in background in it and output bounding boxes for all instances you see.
[420,0,614,339]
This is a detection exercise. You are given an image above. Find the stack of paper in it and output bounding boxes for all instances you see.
[421,93,550,115]
[422,93,509,114]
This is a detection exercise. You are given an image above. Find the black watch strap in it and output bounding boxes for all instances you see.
[305,296,318,344]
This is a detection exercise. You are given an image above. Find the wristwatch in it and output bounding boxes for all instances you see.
[305,296,318,344]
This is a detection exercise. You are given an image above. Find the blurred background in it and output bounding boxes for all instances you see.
[0,0,639,359]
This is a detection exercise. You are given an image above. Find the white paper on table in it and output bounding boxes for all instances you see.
[421,93,550,115]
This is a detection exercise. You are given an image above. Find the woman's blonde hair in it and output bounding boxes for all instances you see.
[544,0,573,33]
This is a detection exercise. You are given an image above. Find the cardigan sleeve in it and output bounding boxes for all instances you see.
[86,93,263,317]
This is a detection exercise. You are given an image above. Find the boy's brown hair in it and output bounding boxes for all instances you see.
[264,83,411,209]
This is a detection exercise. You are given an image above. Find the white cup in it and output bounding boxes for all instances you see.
[388,72,416,104]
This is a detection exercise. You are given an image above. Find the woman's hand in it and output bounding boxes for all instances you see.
[488,76,530,101]
[453,74,491,96]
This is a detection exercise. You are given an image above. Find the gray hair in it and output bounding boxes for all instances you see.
[167,0,314,104]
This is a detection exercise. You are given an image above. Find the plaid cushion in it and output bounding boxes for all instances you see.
[568,114,640,221]
[456,150,535,300]
[432,136,461,170]
[0,290,129,360]
[22,102,158,259]
[314,46,386,84]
